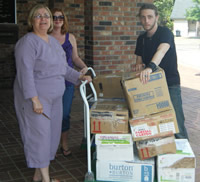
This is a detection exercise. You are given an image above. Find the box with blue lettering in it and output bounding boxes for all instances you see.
[121,68,173,118]
[96,151,155,182]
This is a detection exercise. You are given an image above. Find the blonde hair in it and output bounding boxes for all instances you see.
[27,4,53,33]
[51,8,69,34]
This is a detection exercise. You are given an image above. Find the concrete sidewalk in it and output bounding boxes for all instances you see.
[175,37,200,70]
[178,64,200,181]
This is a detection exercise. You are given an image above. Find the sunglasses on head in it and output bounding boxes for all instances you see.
[53,15,64,21]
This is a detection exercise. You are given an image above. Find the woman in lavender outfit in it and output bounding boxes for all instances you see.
[13,4,91,182]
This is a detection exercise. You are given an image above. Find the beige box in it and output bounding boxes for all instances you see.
[157,139,196,182]
[129,109,179,141]
[136,134,176,160]
[90,100,129,134]
[122,69,173,118]
[93,73,124,99]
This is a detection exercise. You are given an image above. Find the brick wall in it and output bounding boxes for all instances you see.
[88,0,138,75]
[0,0,153,88]
[85,0,153,75]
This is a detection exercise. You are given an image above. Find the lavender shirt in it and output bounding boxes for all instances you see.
[14,33,81,117]
[14,33,80,96]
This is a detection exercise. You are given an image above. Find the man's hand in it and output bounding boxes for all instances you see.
[79,75,92,83]
[31,96,43,114]
[140,68,152,84]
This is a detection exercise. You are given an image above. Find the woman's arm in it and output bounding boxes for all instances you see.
[69,33,88,73]
[15,36,38,100]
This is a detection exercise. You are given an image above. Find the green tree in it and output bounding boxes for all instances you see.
[154,0,174,30]
[186,0,200,21]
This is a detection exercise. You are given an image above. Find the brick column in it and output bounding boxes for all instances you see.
[84,0,153,75]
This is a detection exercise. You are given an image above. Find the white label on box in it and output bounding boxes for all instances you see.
[158,168,195,182]
[175,139,193,154]
[131,124,158,138]
[91,111,113,119]
[137,136,174,148]
[96,134,132,145]
[159,122,176,133]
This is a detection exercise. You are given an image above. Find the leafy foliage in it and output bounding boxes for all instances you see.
[154,0,174,30]
[186,0,200,21]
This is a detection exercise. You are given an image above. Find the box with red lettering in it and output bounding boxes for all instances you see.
[136,134,176,160]
[90,100,129,134]
[129,109,179,141]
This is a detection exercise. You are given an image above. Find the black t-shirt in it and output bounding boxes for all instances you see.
[135,26,180,86]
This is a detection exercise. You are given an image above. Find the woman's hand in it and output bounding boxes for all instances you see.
[79,75,92,83]
[80,67,88,75]
[31,96,43,114]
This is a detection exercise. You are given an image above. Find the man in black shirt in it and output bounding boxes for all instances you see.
[134,3,188,139]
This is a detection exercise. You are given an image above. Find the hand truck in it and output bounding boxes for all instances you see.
[80,67,97,182]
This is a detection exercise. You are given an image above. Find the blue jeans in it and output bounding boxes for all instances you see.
[62,85,75,132]
[168,85,188,139]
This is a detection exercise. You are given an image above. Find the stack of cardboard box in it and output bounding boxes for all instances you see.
[121,68,179,160]
[92,68,195,182]
[92,72,156,181]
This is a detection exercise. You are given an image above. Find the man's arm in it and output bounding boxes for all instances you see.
[140,42,170,84]
[133,55,145,71]
[150,43,170,66]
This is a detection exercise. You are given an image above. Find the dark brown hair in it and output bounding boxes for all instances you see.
[138,3,158,17]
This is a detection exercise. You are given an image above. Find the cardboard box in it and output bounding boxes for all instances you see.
[129,109,179,141]
[96,154,155,182]
[136,134,176,160]
[95,134,134,161]
[157,139,196,182]
[90,100,129,134]
[122,69,173,118]
[93,73,124,99]
[93,71,137,99]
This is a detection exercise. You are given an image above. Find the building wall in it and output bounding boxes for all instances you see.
[173,19,199,37]
[87,0,137,75]
[0,0,153,88]
[173,20,188,37]
[0,43,16,88]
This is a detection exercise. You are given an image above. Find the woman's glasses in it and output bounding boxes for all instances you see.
[53,15,64,21]
[34,14,50,19]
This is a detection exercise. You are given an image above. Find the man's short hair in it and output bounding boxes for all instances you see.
[138,3,158,17]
